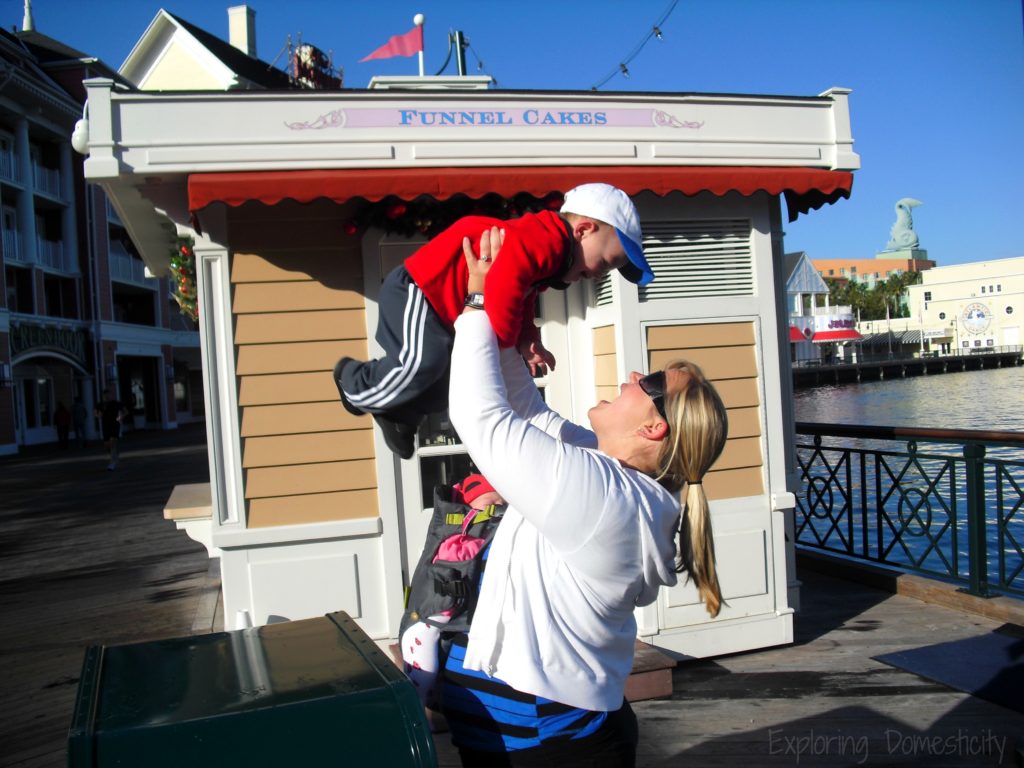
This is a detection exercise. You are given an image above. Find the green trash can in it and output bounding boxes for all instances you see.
[68,611,437,767]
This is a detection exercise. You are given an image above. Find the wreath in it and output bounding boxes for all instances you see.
[169,237,198,322]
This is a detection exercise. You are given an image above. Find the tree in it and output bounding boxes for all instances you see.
[826,271,922,321]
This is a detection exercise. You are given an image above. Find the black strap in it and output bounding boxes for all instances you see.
[435,575,471,598]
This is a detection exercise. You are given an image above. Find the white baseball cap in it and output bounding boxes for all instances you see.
[560,183,653,286]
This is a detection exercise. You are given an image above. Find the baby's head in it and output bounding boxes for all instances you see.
[560,183,653,286]
[460,473,505,510]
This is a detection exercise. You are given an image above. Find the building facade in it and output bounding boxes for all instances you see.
[785,251,861,364]
[0,27,200,454]
[813,250,935,289]
[905,256,1023,354]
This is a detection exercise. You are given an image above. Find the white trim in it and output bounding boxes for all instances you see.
[215,516,383,548]
[193,233,246,534]
[360,227,420,639]
[83,81,860,178]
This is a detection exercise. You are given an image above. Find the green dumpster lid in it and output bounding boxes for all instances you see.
[94,612,404,729]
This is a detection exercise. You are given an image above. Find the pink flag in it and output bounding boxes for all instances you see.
[360,25,423,62]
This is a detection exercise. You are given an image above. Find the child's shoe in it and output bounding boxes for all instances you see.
[332,357,363,417]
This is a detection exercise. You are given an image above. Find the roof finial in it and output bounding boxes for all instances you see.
[22,0,34,32]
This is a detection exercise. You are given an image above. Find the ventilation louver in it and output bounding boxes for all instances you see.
[594,219,754,306]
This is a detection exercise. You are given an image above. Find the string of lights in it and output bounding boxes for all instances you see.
[591,0,680,90]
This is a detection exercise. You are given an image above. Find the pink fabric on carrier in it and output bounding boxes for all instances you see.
[432,509,488,563]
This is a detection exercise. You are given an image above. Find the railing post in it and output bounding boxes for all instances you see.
[962,442,991,597]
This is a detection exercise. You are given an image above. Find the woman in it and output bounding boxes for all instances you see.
[439,228,729,767]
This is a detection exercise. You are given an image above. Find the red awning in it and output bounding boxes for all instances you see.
[811,329,863,342]
[187,166,853,222]
[789,326,811,343]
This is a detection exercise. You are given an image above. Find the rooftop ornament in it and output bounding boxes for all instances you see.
[885,197,923,251]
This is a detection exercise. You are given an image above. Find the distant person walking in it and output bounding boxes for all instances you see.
[53,402,71,449]
[72,397,88,448]
[95,389,127,470]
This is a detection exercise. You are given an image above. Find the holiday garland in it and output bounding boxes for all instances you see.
[343,191,565,239]
[169,238,198,322]
[166,192,566,323]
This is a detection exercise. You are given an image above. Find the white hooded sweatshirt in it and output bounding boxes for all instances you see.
[448,311,681,712]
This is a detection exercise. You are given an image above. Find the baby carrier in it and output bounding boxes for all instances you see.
[399,483,505,708]
[400,483,505,640]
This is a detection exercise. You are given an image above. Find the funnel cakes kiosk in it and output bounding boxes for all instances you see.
[78,77,857,657]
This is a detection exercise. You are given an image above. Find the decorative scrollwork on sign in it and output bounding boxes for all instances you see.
[652,110,704,129]
[284,109,346,130]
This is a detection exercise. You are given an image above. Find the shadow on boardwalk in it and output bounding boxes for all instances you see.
[0,425,213,768]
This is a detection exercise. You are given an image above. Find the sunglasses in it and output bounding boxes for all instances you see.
[638,371,669,425]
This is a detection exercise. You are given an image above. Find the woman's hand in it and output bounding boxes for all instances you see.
[462,226,505,294]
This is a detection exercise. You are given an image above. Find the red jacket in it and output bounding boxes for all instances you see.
[404,211,573,348]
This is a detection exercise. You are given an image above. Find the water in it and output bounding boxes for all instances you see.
[793,365,1024,433]
[791,365,1024,595]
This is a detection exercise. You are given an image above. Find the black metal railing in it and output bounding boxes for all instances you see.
[794,422,1024,598]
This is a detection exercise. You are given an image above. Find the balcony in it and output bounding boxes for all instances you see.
[109,239,153,286]
[0,152,20,184]
[811,304,852,316]
[3,228,26,264]
[36,237,76,273]
[32,163,62,199]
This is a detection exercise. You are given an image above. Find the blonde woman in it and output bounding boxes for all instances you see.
[439,227,728,767]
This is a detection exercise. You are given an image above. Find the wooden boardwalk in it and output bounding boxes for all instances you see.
[0,426,216,768]
[3,426,1022,767]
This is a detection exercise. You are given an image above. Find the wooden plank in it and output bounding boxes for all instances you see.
[595,385,618,403]
[243,430,375,468]
[236,339,366,375]
[238,371,343,406]
[233,281,365,313]
[705,465,763,499]
[240,401,366,436]
[725,406,761,439]
[713,436,762,471]
[163,482,212,520]
[593,353,618,387]
[712,378,760,409]
[650,346,758,379]
[592,325,616,356]
[245,459,377,498]
[231,249,362,284]
[234,309,366,344]
[647,322,756,350]
[248,488,379,527]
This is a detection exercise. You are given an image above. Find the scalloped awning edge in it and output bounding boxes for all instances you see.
[187,166,853,223]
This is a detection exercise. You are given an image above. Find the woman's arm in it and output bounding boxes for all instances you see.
[498,346,596,448]
[449,311,613,554]
[462,227,594,447]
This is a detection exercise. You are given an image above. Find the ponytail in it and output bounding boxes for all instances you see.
[653,361,728,617]
[678,480,721,617]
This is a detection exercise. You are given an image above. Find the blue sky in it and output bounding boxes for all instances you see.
[5,0,1023,266]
